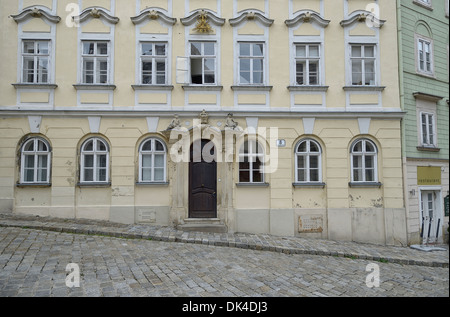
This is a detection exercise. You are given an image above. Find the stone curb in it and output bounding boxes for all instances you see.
[0,217,448,268]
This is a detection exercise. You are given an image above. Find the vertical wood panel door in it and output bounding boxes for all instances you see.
[189,139,217,218]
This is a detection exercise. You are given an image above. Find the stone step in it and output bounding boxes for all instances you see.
[178,218,227,233]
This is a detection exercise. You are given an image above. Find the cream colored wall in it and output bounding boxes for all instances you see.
[0,0,400,110]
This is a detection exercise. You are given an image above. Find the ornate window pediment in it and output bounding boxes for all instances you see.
[10,6,61,24]
[181,9,225,32]
[131,8,176,25]
[285,10,330,28]
[229,10,273,27]
[73,7,119,25]
[340,10,385,28]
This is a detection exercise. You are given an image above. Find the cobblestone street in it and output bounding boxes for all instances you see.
[0,226,448,298]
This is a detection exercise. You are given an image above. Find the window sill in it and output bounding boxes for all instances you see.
[415,72,436,80]
[77,182,111,188]
[412,0,433,11]
[132,85,174,91]
[73,84,116,91]
[287,86,329,92]
[16,183,51,188]
[343,86,385,92]
[136,181,170,186]
[12,83,58,89]
[417,146,440,152]
[236,182,270,187]
[231,85,273,92]
[349,182,382,188]
[293,182,326,188]
[182,85,223,91]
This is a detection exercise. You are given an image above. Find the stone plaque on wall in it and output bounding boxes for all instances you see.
[298,215,323,233]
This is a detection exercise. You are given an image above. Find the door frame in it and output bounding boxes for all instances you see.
[188,139,217,218]
[418,186,443,244]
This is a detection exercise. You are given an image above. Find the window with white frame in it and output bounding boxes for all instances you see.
[239,139,264,183]
[139,138,167,183]
[350,44,376,86]
[81,41,110,84]
[140,42,168,85]
[80,137,109,183]
[295,139,322,183]
[350,139,378,182]
[190,42,216,85]
[417,37,433,75]
[295,44,320,85]
[20,137,51,184]
[239,42,264,85]
[420,112,436,147]
[21,40,50,84]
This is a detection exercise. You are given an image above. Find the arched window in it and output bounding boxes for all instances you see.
[239,139,264,183]
[139,138,167,183]
[350,139,377,182]
[20,137,51,184]
[295,139,322,183]
[80,137,109,183]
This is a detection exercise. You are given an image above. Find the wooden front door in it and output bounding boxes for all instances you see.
[189,139,217,218]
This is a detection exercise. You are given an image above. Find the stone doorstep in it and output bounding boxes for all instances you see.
[177,218,227,233]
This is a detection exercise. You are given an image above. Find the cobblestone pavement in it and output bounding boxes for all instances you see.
[0,216,448,298]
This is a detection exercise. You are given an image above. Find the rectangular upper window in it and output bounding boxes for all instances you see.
[21,40,50,84]
[420,112,436,147]
[81,41,110,84]
[350,44,376,86]
[238,42,264,85]
[190,41,216,85]
[417,37,434,75]
[140,42,168,85]
[295,44,321,85]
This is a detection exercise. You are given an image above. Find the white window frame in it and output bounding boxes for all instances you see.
[350,139,378,183]
[238,42,265,85]
[80,137,110,183]
[416,35,434,76]
[21,40,51,84]
[20,137,51,184]
[138,138,167,183]
[238,139,265,183]
[419,111,436,147]
[349,44,377,86]
[140,42,168,85]
[294,43,321,86]
[81,41,111,84]
[295,139,322,183]
[189,41,217,85]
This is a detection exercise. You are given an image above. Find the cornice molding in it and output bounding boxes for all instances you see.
[73,7,119,25]
[340,10,385,28]
[131,8,176,25]
[180,9,225,27]
[10,7,61,24]
[229,10,274,27]
[285,10,330,28]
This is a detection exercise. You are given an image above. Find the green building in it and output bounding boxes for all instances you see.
[397,0,449,244]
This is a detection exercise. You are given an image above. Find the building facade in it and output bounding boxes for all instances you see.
[397,0,449,244]
[0,0,407,245]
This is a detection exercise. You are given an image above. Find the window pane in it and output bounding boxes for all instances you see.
[83,42,95,55]
[252,170,262,182]
[365,141,375,152]
[97,43,108,55]
[191,43,201,55]
[38,168,48,182]
[365,61,375,85]
[310,156,318,168]
[84,168,93,182]
[365,169,374,182]
[155,140,164,151]
[97,168,107,182]
[37,58,49,83]
[297,169,305,182]
[38,155,48,168]
[353,168,362,182]
[25,155,35,168]
[142,140,152,151]
[24,41,35,54]
[154,154,164,168]
[297,156,305,168]
[240,71,250,84]
[25,168,34,182]
[190,58,202,84]
[24,140,35,152]
[142,43,153,55]
[239,170,250,182]
[309,45,319,57]
[353,155,362,168]
[37,42,49,55]
[365,156,374,168]
[142,168,151,181]
[23,57,35,83]
[204,42,214,55]
[353,141,363,152]
[309,141,319,152]
[309,62,319,85]
[97,140,107,151]
[297,141,307,153]
[204,59,215,72]
[310,169,319,182]
[154,168,164,181]
[155,44,166,56]
[84,140,93,151]
[253,71,263,84]
[240,59,250,71]
[253,44,263,56]
[240,43,250,56]
[351,46,361,57]
[84,155,94,167]
[296,62,305,85]
[364,46,374,57]
[142,155,152,168]
[253,59,263,71]
[352,60,362,85]
[296,45,306,57]
[97,155,107,168]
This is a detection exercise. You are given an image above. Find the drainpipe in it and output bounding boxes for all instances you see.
[396,0,410,245]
